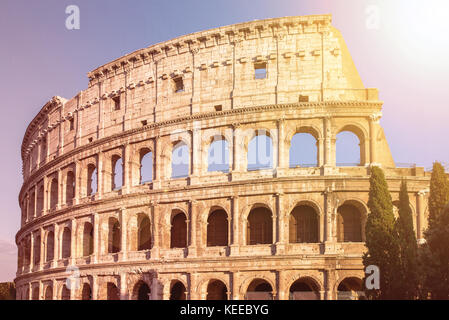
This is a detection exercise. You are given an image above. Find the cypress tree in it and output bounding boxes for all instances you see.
[421,162,449,299]
[363,166,398,299]
[392,180,419,299]
[428,162,449,229]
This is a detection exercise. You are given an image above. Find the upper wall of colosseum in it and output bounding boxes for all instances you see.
[21,14,380,180]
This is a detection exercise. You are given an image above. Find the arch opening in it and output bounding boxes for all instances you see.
[44,286,53,300]
[206,280,227,300]
[66,171,75,205]
[337,277,364,300]
[140,148,153,184]
[87,164,97,196]
[247,131,273,171]
[289,132,318,168]
[61,227,71,259]
[81,283,92,300]
[289,278,319,300]
[45,231,54,262]
[247,206,273,245]
[337,204,363,242]
[111,155,123,191]
[133,281,151,300]
[246,279,273,300]
[336,130,362,166]
[172,141,189,178]
[49,178,58,210]
[82,222,94,256]
[207,209,228,247]
[108,217,121,254]
[138,216,152,251]
[208,137,229,172]
[106,282,120,300]
[289,205,319,243]
[170,281,186,300]
[171,212,187,248]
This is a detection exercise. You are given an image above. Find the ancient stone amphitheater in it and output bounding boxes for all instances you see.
[15,14,430,300]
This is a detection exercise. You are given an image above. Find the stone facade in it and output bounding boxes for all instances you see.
[15,14,430,300]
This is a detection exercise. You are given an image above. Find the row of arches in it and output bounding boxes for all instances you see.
[22,127,364,222]
[18,202,364,270]
[23,276,363,300]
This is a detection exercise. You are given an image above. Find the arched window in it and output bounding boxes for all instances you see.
[337,204,362,242]
[61,227,71,259]
[207,209,228,246]
[247,131,273,171]
[106,283,120,300]
[208,137,229,172]
[66,171,75,205]
[289,205,319,243]
[172,141,189,178]
[36,186,44,215]
[28,191,35,219]
[61,285,70,300]
[337,277,364,300]
[33,235,41,266]
[81,283,92,300]
[49,178,58,210]
[247,207,273,245]
[108,218,121,254]
[112,155,123,190]
[44,286,53,300]
[87,164,97,196]
[289,133,318,167]
[170,212,187,248]
[25,236,32,266]
[138,216,152,251]
[336,131,361,166]
[82,222,94,256]
[32,287,39,300]
[133,281,151,300]
[246,279,273,300]
[206,280,227,300]
[289,278,320,300]
[139,148,153,184]
[170,281,186,300]
[45,231,54,262]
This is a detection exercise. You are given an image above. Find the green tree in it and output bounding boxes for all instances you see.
[428,162,449,229]
[0,282,16,300]
[363,166,398,299]
[421,162,449,299]
[392,180,419,299]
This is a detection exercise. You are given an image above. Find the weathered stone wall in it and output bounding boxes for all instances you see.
[16,15,430,300]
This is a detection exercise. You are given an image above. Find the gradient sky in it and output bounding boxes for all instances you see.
[0,0,448,282]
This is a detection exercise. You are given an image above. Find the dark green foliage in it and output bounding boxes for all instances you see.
[392,180,419,299]
[421,162,449,299]
[428,162,449,229]
[0,282,16,300]
[363,166,398,299]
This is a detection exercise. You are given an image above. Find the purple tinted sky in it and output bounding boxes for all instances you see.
[0,0,448,281]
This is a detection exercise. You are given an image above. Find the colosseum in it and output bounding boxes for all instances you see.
[15,14,431,300]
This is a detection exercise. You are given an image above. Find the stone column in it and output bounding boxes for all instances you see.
[230,196,240,255]
[29,232,35,271]
[231,124,243,177]
[276,118,288,176]
[52,279,57,300]
[70,219,77,264]
[231,271,240,300]
[153,136,163,189]
[123,143,132,194]
[188,200,198,257]
[120,272,128,300]
[416,190,427,242]
[277,270,287,300]
[42,176,48,215]
[324,268,336,300]
[150,202,160,259]
[190,125,202,184]
[120,208,128,261]
[324,189,338,253]
[92,275,99,300]
[74,160,81,205]
[93,213,100,263]
[39,227,44,270]
[53,223,59,267]
[33,185,38,218]
[322,116,335,171]
[57,169,63,209]
[276,193,287,248]
[97,152,104,199]
[369,113,381,165]
[318,138,325,167]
